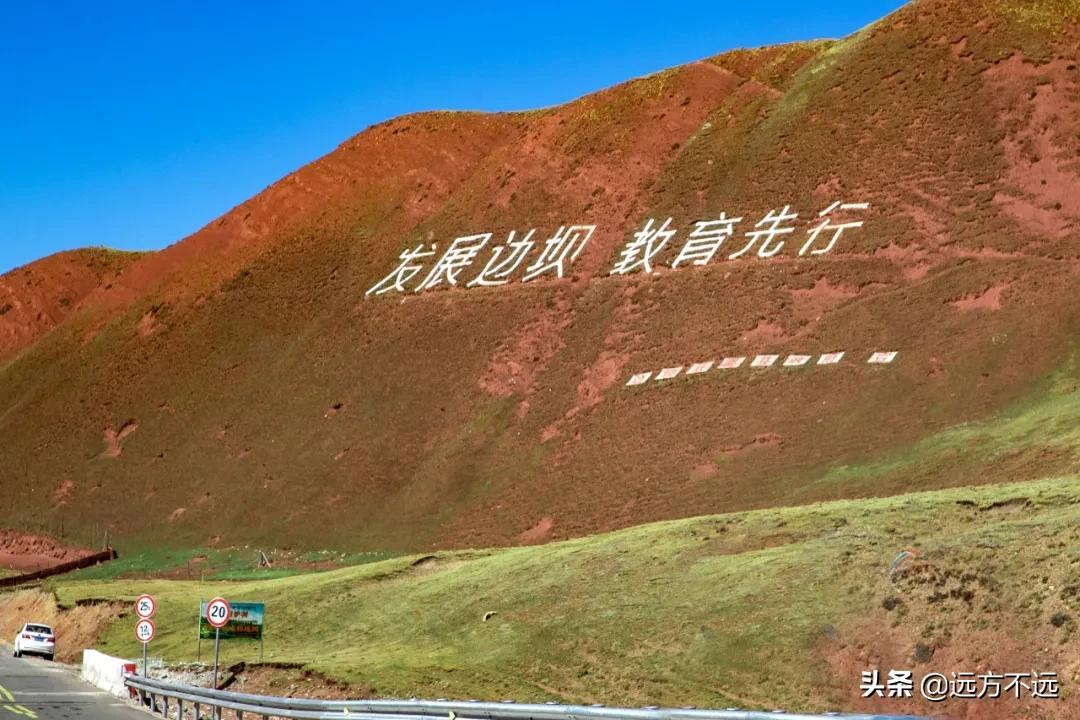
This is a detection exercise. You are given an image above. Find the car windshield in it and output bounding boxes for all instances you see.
[25,625,51,635]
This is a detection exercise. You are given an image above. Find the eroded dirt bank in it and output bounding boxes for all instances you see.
[0,588,124,663]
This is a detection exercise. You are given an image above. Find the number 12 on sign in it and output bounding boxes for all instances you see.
[134,618,155,678]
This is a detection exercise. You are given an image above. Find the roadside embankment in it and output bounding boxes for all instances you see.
[10,477,1076,718]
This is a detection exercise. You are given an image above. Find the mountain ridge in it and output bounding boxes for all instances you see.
[1,0,1077,553]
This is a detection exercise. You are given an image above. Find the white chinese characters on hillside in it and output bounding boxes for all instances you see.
[365,201,869,296]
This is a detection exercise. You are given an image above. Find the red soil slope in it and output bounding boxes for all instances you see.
[0,249,141,360]
[1,0,1078,552]
[0,530,93,573]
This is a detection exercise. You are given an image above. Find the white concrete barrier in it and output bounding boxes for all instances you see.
[81,648,136,697]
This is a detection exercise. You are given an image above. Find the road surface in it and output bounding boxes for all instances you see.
[0,651,148,720]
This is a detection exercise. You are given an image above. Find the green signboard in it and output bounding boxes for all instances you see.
[199,601,265,640]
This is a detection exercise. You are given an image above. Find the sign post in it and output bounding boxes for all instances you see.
[134,594,157,677]
[205,597,231,691]
[134,619,155,677]
[196,600,202,662]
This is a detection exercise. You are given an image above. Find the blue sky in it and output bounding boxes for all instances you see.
[0,1,906,274]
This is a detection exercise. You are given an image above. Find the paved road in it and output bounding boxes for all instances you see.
[0,651,148,720]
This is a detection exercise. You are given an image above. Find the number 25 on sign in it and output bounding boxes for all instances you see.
[135,593,156,620]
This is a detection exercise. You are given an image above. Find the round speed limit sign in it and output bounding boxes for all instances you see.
[135,594,157,619]
[205,597,232,629]
[134,619,156,644]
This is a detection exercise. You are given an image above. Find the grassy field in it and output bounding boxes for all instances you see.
[791,354,1080,500]
[48,476,1079,714]
[64,546,398,582]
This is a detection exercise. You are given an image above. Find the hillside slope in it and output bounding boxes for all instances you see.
[0,248,142,360]
[1,0,1078,551]
[41,477,1080,719]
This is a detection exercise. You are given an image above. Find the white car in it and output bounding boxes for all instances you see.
[13,623,55,661]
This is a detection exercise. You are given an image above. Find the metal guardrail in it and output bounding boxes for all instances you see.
[124,676,933,720]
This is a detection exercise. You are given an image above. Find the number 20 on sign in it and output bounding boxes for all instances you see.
[206,597,231,628]
[206,596,232,690]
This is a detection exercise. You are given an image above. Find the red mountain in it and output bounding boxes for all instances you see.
[1,0,1077,552]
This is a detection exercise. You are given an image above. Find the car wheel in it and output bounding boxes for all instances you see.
[44,654,54,662]
[13,649,20,658]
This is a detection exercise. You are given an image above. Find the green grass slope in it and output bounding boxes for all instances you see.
[50,476,1078,717]
[39,364,1080,715]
